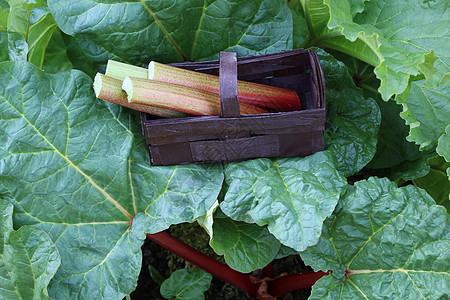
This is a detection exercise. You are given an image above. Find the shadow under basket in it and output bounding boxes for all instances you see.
[140,49,326,166]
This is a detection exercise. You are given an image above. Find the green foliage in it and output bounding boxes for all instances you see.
[221,151,347,251]
[318,50,381,176]
[414,156,450,212]
[47,0,293,65]
[302,177,450,299]
[0,0,448,298]
[0,61,223,298]
[210,215,281,273]
[6,0,57,68]
[0,200,61,299]
[160,269,212,300]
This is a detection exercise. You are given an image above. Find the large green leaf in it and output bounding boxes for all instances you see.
[47,0,293,65]
[301,177,449,299]
[6,0,57,68]
[298,0,450,157]
[318,50,381,176]
[330,51,434,181]
[160,269,212,300]
[209,215,281,273]
[0,61,224,299]
[221,151,347,252]
[0,200,61,300]
[315,0,449,99]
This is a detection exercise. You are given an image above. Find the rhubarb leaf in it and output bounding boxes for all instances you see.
[160,269,212,300]
[334,54,436,181]
[307,0,450,100]
[0,61,223,299]
[396,79,450,152]
[319,50,381,176]
[7,0,57,68]
[210,216,281,273]
[221,151,347,252]
[437,124,450,179]
[0,32,8,61]
[0,200,61,300]
[299,0,450,159]
[0,0,8,31]
[42,29,73,73]
[301,177,450,299]
[438,125,450,164]
[414,156,450,212]
[47,0,293,65]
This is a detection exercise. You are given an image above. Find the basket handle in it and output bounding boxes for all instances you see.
[219,52,240,118]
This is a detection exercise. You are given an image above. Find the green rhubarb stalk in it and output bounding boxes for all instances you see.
[105,60,148,81]
[148,61,301,112]
[122,77,269,116]
[93,73,189,118]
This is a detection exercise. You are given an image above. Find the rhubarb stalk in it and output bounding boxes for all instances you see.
[122,77,268,116]
[148,61,301,111]
[105,60,148,80]
[93,73,189,118]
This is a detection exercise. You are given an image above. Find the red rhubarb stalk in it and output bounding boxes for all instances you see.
[269,271,328,296]
[122,76,268,116]
[147,232,259,296]
[148,61,301,111]
[93,73,189,118]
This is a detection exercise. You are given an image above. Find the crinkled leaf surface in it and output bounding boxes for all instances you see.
[367,96,431,178]
[0,200,61,300]
[414,156,450,212]
[0,61,223,299]
[221,151,347,252]
[160,269,212,300]
[304,0,449,99]
[301,177,449,299]
[396,79,450,151]
[209,216,281,273]
[47,0,293,65]
[318,50,381,176]
[331,52,436,181]
[299,0,450,159]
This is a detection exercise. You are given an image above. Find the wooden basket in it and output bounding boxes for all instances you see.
[140,49,326,166]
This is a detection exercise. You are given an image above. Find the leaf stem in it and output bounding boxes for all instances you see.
[93,73,189,118]
[147,231,327,297]
[148,61,301,112]
[122,76,268,116]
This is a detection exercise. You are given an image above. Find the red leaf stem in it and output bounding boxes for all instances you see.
[269,271,328,297]
[147,231,327,297]
[146,232,259,296]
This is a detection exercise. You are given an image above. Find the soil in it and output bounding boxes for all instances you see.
[128,223,313,300]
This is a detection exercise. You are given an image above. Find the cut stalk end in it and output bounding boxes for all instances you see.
[148,61,155,79]
[93,73,103,98]
[122,76,133,102]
